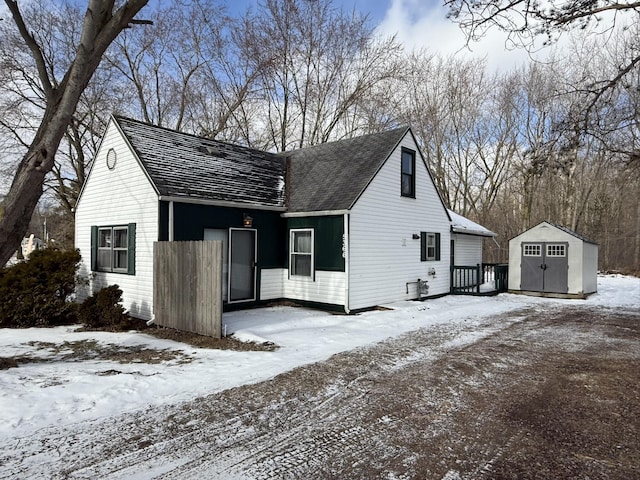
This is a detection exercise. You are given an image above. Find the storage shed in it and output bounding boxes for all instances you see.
[508,222,598,298]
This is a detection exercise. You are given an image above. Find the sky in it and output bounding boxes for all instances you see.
[228,0,532,72]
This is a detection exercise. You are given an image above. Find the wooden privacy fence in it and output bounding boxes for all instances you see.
[154,241,222,338]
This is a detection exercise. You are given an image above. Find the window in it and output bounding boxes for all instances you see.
[421,232,440,261]
[523,244,541,256]
[401,148,415,197]
[547,244,566,257]
[290,229,313,278]
[91,224,136,274]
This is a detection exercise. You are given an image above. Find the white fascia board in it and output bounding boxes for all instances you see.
[281,209,350,218]
[158,195,286,211]
[451,226,497,237]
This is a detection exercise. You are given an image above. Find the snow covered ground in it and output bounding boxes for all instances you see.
[0,275,638,443]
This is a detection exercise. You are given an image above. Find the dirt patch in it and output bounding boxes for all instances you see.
[0,357,19,370]
[4,339,193,368]
[1,324,277,371]
[143,326,278,351]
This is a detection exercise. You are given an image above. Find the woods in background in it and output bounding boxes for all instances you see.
[1,0,638,272]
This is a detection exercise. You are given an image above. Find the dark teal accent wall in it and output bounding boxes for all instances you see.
[287,215,344,271]
[159,201,285,268]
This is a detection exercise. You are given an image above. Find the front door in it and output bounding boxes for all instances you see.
[521,242,568,293]
[228,228,257,303]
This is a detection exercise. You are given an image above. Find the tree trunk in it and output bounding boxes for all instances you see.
[0,0,149,266]
[0,147,50,264]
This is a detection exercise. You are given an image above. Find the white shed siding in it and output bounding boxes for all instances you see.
[582,243,598,294]
[348,134,450,310]
[261,268,346,305]
[452,233,483,266]
[508,223,597,295]
[75,121,158,320]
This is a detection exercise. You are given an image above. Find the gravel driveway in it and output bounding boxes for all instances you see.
[2,304,639,479]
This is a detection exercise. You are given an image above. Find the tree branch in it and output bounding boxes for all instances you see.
[4,0,54,100]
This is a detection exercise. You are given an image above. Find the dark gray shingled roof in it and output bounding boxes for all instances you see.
[114,116,286,208]
[282,126,410,212]
[549,222,598,245]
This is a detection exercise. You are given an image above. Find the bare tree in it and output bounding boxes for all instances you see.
[396,53,518,221]
[0,0,149,266]
[444,0,640,116]
[0,3,126,220]
[104,0,225,131]
[247,0,403,151]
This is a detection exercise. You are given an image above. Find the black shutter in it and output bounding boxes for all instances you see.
[127,223,136,275]
[420,232,427,261]
[435,233,441,261]
[90,226,98,271]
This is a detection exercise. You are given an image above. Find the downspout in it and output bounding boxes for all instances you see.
[168,201,174,241]
[343,212,350,314]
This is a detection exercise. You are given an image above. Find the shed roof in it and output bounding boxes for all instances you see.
[448,210,496,237]
[511,221,598,245]
[113,116,286,209]
[547,222,598,245]
[282,127,410,212]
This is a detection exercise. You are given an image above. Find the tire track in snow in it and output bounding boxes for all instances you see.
[1,309,541,479]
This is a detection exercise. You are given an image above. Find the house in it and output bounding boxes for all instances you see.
[75,116,488,320]
[508,222,598,298]
[448,210,500,292]
[21,234,45,258]
[448,210,496,267]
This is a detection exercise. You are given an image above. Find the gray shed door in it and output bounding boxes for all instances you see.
[521,242,568,293]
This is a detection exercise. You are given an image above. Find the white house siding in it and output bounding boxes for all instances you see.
[260,268,346,306]
[75,121,159,320]
[260,268,284,300]
[452,234,483,266]
[348,134,450,311]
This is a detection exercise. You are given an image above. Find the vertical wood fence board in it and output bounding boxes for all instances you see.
[153,241,222,338]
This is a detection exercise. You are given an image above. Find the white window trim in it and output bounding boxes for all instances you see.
[97,225,129,273]
[426,233,436,261]
[289,228,314,278]
[523,244,541,257]
[546,244,566,257]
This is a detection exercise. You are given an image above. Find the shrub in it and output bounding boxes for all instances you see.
[0,248,80,327]
[77,285,132,330]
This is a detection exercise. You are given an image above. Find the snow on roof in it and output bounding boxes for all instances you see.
[448,209,496,237]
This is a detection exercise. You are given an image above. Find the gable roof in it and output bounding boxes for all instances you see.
[511,221,598,245]
[113,116,286,209]
[281,127,410,212]
[546,222,598,244]
[448,210,496,237]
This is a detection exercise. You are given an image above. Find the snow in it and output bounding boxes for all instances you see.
[448,209,496,237]
[0,275,637,443]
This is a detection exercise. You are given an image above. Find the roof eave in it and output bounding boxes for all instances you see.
[281,209,350,218]
[158,195,286,211]
[451,226,496,237]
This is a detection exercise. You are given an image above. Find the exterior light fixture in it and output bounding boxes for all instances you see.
[243,214,253,228]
